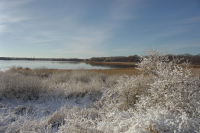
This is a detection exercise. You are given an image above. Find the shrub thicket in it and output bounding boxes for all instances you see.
[0,48,199,132]
[97,48,200,132]
[0,72,47,100]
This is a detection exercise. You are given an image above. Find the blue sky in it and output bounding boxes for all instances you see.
[0,0,200,59]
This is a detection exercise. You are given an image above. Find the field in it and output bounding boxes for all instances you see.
[0,49,200,132]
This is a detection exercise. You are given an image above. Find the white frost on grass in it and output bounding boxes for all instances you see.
[0,48,199,133]
[0,69,113,132]
[0,67,10,72]
[0,95,93,132]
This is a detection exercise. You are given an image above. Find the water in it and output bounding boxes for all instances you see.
[0,60,131,70]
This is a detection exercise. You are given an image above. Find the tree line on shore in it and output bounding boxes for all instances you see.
[1,53,200,65]
[0,57,83,61]
[86,54,200,65]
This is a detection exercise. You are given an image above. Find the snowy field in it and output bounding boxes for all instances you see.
[0,68,10,73]
[0,49,199,133]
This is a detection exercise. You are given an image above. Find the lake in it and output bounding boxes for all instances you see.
[0,60,133,70]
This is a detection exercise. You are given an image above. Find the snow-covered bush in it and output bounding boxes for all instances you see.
[50,71,71,83]
[58,107,100,133]
[56,49,200,132]
[0,48,199,132]
[101,74,152,111]
[98,48,200,132]
[0,72,47,100]
[136,49,200,118]
[49,70,109,100]
[70,70,107,83]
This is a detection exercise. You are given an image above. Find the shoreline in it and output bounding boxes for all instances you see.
[2,66,199,77]
[81,61,200,68]
[79,61,138,66]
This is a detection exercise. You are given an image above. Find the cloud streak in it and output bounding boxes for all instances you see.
[1,0,200,58]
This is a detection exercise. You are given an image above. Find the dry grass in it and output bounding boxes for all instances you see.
[81,61,138,66]
[50,67,141,76]
[8,67,57,78]
[80,61,200,76]
[191,68,200,78]
[9,65,199,77]
[87,67,141,76]
[8,65,141,77]
[82,61,200,67]
[187,65,200,68]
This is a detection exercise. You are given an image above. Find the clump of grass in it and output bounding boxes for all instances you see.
[0,72,47,100]
[32,67,54,78]
[49,70,109,100]
[50,71,71,83]
[8,66,55,78]
[88,67,141,76]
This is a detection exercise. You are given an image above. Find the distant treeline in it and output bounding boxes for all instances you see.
[0,57,83,61]
[86,54,200,65]
[168,54,200,65]
[1,54,200,65]
[86,55,140,62]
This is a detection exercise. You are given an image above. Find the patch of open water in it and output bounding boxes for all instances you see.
[0,60,134,70]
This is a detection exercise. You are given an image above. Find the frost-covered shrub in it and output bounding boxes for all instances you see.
[70,70,107,83]
[58,107,101,133]
[96,107,199,133]
[114,75,152,110]
[1,48,199,133]
[70,70,94,83]
[49,70,109,99]
[0,108,57,133]
[97,48,200,132]
[43,107,66,129]
[32,67,53,78]
[50,71,71,83]
[0,72,47,100]
[105,75,119,88]
[136,49,200,118]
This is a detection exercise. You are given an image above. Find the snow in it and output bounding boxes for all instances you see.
[0,49,200,132]
[0,67,10,72]
[0,96,90,120]
[0,94,96,132]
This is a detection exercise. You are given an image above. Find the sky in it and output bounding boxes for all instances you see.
[0,0,200,59]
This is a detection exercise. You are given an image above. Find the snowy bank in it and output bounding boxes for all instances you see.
[0,67,10,72]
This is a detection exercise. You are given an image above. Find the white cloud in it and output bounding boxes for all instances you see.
[50,28,111,57]
[0,14,29,23]
[0,0,143,58]
[0,0,32,10]
[47,1,140,57]
[0,0,32,34]
[182,16,200,24]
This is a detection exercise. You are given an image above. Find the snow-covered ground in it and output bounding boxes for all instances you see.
[0,49,199,132]
[0,93,95,132]
[0,68,111,132]
[0,67,10,73]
